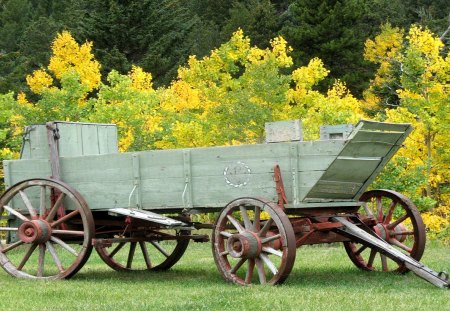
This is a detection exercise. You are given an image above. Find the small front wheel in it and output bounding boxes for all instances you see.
[212,197,296,285]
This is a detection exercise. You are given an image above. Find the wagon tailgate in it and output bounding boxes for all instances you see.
[304,120,412,201]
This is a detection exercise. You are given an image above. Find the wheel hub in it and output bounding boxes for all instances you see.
[18,220,52,244]
[227,231,262,259]
[374,223,407,243]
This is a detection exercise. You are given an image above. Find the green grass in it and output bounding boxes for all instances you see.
[0,241,448,311]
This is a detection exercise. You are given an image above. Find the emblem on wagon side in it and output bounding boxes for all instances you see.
[223,161,251,188]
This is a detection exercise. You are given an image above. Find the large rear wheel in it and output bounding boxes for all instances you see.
[0,178,94,279]
[344,189,426,273]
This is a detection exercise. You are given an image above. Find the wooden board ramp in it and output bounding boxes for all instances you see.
[305,120,412,201]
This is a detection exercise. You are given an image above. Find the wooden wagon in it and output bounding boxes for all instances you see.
[0,120,448,288]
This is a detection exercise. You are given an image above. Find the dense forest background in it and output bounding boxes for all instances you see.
[1,0,450,97]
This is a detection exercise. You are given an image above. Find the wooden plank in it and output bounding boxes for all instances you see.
[297,140,345,156]
[306,180,363,199]
[139,150,184,178]
[20,125,48,160]
[81,124,100,155]
[350,130,405,145]
[97,125,118,154]
[319,158,380,182]
[358,120,411,132]
[339,141,393,158]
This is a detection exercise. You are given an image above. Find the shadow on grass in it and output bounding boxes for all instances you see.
[73,263,421,290]
[75,266,224,285]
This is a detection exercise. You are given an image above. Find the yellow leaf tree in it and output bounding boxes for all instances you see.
[365,25,450,240]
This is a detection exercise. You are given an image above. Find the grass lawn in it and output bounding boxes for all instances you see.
[0,240,448,311]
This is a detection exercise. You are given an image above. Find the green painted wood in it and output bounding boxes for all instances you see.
[20,122,118,160]
[339,141,393,158]
[359,120,411,132]
[350,130,404,144]
[305,120,413,201]
[5,120,412,212]
[20,125,49,160]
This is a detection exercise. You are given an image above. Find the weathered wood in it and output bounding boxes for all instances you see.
[4,120,412,211]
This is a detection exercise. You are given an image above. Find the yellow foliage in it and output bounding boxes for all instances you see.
[422,204,450,244]
[269,36,293,67]
[290,58,329,96]
[129,65,154,92]
[407,25,444,57]
[26,70,54,94]
[161,80,203,112]
[364,23,403,63]
[118,126,134,152]
[48,31,101,91]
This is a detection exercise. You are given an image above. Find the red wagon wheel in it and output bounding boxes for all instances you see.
[212,197,296,285]
[95,228,190,271]
[0,178,94,279]
[344,189,426,273]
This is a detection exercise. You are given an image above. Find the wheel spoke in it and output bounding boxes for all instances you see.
[380,254,388,272]
[363,202,374,217]
[245,259,255,284]
[39,186,46,217]
[17,243,38,271]
[226,215,245,233]
[126,242,137,269]
[390,231,414,237]
[262,246,282,257]
[46,242,64,272]
[150,241,169,257]
[383,201,397,224]
[109,242,126,258]
[3,205,29,222]
[376,196,383,222]
[0,227,19,231]
[387,214,409,230]
[260,253,278,275]
[261,234,281,244]
[367,248,377,269]
[1,240,24,253]
[139,241,152,269]
[19,191,37,218]
[258,218,274,237]
[239,206,252,230]
[389,238,412,253]
[255,258,266,284]
[219,250,229,256]
[50,236,79,257]
[51,209,80,228]
[46,193,66,222]
[253,206,261,231]
[37,244,46,277]
[355,245,367,256]
[220,231,232,238]
[230,258,246,274]
[52,229,85,236]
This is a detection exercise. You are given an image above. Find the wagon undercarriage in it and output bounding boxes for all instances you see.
[0,120,448,288]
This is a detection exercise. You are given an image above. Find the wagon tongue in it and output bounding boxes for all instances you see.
[333,216,450,289]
